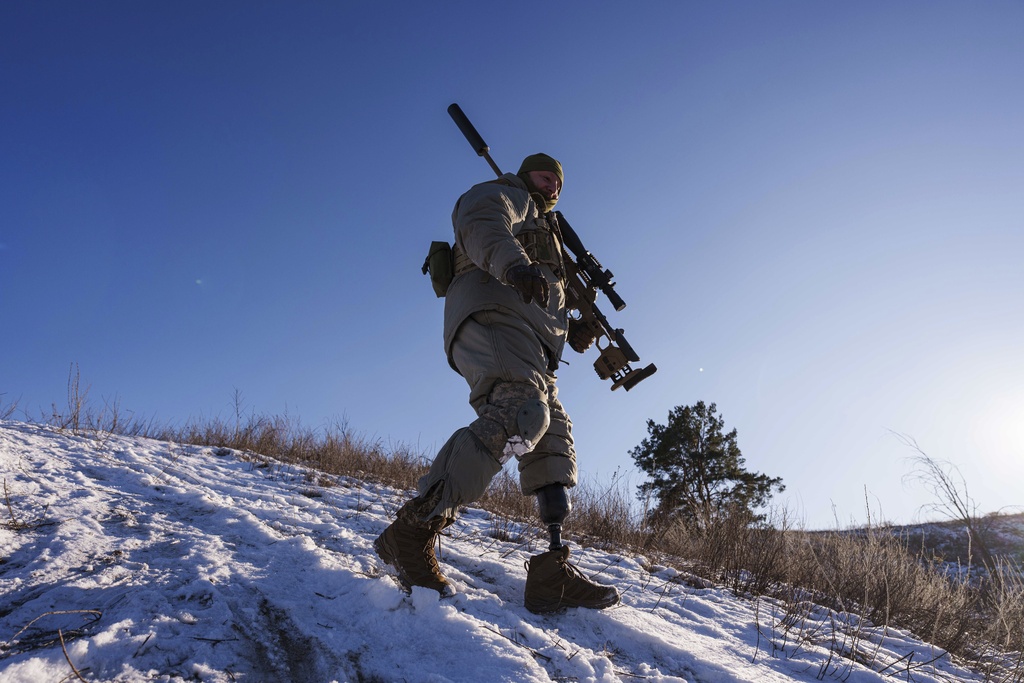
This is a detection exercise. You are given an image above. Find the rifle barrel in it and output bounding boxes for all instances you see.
[448,103,503,177]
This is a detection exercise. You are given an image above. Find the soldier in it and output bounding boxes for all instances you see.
[375,153,619,614]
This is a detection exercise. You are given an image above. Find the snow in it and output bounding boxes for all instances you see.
[0,421,981,682]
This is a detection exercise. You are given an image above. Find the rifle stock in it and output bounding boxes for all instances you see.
[447,103,656,391]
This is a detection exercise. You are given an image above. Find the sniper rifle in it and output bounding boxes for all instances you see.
[447,103,657,391]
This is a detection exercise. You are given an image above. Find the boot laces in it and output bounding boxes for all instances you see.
[559,556,589,581]
[422,532,445,579]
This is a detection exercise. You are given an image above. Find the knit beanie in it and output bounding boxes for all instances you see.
[517,153,564,186]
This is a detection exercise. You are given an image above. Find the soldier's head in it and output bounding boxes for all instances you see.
[517,153,563,212]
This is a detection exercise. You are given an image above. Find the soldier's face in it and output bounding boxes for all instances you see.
[526,171,561,201]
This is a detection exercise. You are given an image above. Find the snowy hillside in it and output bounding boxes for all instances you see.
[0,421,981,682]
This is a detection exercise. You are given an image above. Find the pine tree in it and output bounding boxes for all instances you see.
[631,401,784,529]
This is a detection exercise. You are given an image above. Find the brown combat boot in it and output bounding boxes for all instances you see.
[374,499,454,596]
[524,546,620,614]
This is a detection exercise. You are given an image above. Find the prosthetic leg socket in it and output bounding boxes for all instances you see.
[536,483,571,551]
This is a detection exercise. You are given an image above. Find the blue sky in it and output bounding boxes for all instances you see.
[3,1,1022,530]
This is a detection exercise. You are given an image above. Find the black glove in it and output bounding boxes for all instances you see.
[568,317,598,353]
[505,264,550,307]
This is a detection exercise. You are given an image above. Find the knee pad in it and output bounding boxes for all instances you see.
[501,398,550,463]
[517,399,550,446]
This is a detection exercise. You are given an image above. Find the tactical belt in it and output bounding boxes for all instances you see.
[452,244,478,276]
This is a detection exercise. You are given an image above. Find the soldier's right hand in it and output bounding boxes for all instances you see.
[505,264,550,307]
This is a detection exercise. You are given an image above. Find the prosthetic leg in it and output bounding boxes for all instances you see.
[525,482,619,613]
[535,483,571,550]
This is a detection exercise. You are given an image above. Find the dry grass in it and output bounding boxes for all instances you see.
[153,413,427,493]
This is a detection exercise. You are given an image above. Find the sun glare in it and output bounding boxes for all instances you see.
[976,393,1024,458]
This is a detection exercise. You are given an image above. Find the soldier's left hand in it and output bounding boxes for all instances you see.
[568,318,598,353]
